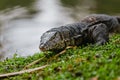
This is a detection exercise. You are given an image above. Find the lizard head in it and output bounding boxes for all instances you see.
[39,31,65,51]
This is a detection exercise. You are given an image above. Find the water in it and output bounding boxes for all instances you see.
[0,0,120,60]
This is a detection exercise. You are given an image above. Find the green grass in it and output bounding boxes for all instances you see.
[0,34,120,80]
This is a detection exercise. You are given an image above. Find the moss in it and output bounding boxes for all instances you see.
[0,34,120,80]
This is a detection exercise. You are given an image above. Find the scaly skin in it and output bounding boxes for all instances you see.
[39,23,86,51]
[39,14,120,51]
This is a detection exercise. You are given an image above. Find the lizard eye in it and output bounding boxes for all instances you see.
[43,32,56,41]
[49,32,57,41]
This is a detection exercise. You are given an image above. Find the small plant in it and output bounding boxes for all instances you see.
[0,34,120,80]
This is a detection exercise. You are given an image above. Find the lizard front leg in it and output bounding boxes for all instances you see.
[90,23,109,45]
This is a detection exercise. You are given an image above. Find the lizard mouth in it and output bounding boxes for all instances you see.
[39,43,54,51]
[39,45,46,51]
[39,46,46,51]
[39,43,48,51]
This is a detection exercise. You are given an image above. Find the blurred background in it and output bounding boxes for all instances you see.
[0,0,120,60]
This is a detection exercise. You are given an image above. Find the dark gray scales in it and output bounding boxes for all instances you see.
[39,14,120,51]
[40,23,85,51]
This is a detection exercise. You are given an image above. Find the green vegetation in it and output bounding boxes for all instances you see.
[0,0,35,10]
[0,34,120,80]
[96,0,120,14]
[61,0,83,7]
